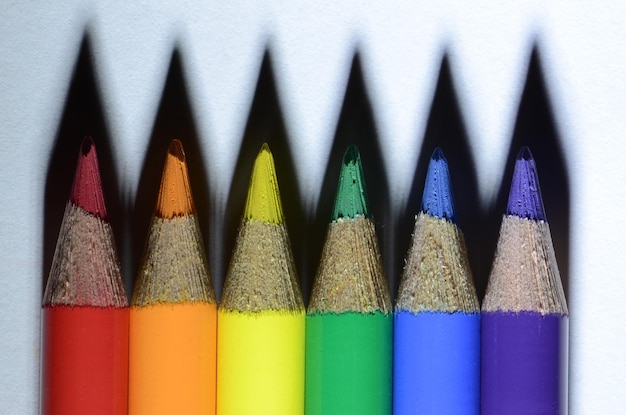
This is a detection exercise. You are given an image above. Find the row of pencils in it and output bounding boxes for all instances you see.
[41,136,568,415]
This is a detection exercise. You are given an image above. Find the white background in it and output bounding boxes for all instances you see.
[1,2,625,413]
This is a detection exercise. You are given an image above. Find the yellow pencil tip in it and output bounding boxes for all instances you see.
[244,143,284,224]
[156,139,195,218]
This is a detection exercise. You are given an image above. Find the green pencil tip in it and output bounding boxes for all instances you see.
[331,145,370,220]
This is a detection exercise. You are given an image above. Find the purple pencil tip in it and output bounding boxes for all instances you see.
[506,147,546,221]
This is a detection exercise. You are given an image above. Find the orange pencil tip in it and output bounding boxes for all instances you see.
[156,139,195,218]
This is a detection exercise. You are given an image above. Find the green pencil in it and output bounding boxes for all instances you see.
[305,145,392,415]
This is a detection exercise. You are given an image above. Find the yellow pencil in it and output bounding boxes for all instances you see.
[217,143,305,415]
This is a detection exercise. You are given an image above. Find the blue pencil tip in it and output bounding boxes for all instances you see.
[421,148,457,222]
[506,147,546,221]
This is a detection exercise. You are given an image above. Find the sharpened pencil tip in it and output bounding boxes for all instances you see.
[80,135,95,156]
[332,145,369,221]
[431,147,444,160]
[71,136,108,220]
[244,143,284,224]
[507,146,546,220]
[156,139,195,218]
[168,138,185,162]
[421,147,456,222]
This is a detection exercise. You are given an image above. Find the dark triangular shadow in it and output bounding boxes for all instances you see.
[43,34,124,294]
[223,51,306,301]
[398,55,483,299]
[129,48,212,297]
[488,46,570,300]
[312,53,393,300]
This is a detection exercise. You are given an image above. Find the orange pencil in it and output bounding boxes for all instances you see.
[129,139,217,415]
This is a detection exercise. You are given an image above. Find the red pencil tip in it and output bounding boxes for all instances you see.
[71,137,108,220]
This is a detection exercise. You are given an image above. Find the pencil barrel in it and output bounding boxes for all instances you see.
[305,311,392,415]
[41,306,129,415]
[481,312,568,415]
[393,311,480,415]
[129,302,217,415]
[217,310,305,415]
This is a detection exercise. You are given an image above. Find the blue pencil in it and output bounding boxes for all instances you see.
[393,148,480,415]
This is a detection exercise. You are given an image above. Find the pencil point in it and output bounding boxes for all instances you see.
[71,136,108,220]
[421,148,456,222]
[332,145,369,220]
[244,143,284,224]
[506,146,546,221]
[156,139,195,218]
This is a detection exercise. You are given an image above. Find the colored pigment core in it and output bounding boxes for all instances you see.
[421,148,456,223]
[156,139,195,219]
[71,136,108,220]
[244,143,284,224]
[332,145,369,220]
[481,311,566,415]
[306,311,392,415]
[506,147,546,221]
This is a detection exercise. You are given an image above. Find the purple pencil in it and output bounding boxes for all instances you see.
[481,147,568,415]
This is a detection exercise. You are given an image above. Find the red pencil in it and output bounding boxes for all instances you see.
[41,137,128,415]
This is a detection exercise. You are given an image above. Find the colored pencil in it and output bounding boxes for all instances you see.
[41,137,128,415]
[481,147,568,415]
[393,148,480,415]
[217,143,305,415]
[129,139,217,415]
[306,145,392,415]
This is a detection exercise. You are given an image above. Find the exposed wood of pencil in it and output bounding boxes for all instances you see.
[482,215,568,315]
[396,212,479,314]
[44,203,126,308]
[308,215,391,314]
[219,220,304,312]
[132,215,215,305]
